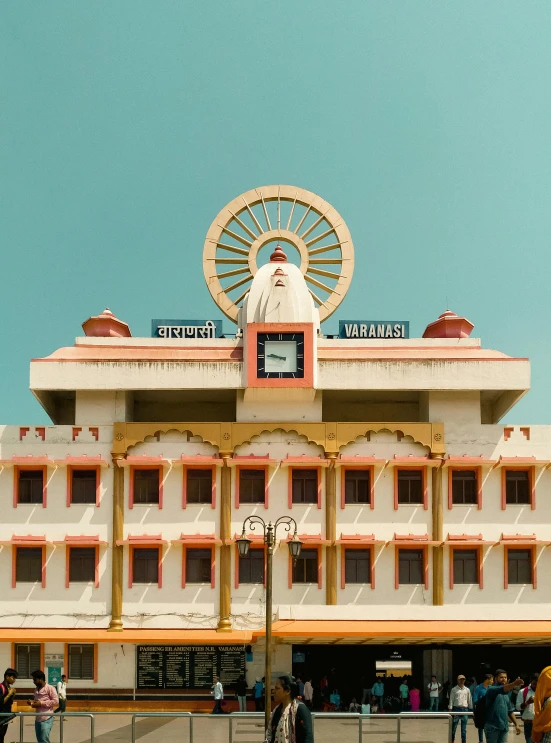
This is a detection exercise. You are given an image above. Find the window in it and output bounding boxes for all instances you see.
[133,469,160,505]
[239,469,265,504]
[68,645,94,680]
[292,469,318,504]
[71,470,97,504]
[132,548,159,584]
[397,470,423,505]
[507,549,532,584]
[69,548,96,583]
[451,470,477,505]
[15,644,41,679]
[15,548,42,583]
[186,549,212,583]
[186,469,213,505]
[344,470,371,505]
[344,549,371,584]
[292,548,318,584]
[18,470,44,504]
[453,549,478,584]
[505,470,530,505]
[238,548,264,585]
[398,549,424,585]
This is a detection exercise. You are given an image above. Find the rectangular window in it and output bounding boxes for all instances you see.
[505,471,530,505]
[69,548,96,583]
[239,469,265,504]
[344,470,371,505]
[507,549,532,584]
[71,470,97,504]
[68,645,94,680]
[397,470,423,505]
[15,548,42,583]
[18,470,44,504]
[15,644,41,679]
[292,548,318,584]
[186,548,212,583]
[453,549,478,584]
[133,470,160,505]
[398,549,424,585]
[292,469,318,504]
[132,548,159,584]
[186,469,213,505]
[344,549,371,583]
[451,470,477,505]
[238,549,264,584]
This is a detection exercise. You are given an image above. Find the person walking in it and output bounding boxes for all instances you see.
[371,678,384,711]
[254,677,264,712]
[409,684,421,712]
[399,679,409,710]
[484,669,523,743]
[236,674,248,712]
[473,674,494,743]
[449,674,473,743]
[517,674,539,743]
[303,678,313,709]
[428,675,442,712]
[532,665,551,742]
[55,675,67,717]
[0,668,18,743]
[296,677,305,699]
[211,675,224,714]
[265,675,313,743]
[27,670,58,743]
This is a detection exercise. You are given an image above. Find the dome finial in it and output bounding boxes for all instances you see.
[270,244,288,262]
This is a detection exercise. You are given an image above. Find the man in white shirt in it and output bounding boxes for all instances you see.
[449,675,473,743]
[516,673,539,743]
[211,675,224,714]
[427,675,442,712]
[55,675,67,717]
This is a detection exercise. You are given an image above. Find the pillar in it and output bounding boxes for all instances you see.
[325,454,338,605]
[432,462,444,606]
[217,455,232,631]
[108,454,125,631]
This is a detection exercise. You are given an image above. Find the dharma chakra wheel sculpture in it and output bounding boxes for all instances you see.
[203,185,354,323]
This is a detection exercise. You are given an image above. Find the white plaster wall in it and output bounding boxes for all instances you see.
[75,390,130,425]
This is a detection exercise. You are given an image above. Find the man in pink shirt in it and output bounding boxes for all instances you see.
[27,671,58,743]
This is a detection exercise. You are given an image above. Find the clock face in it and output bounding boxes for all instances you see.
[257,333,304,378]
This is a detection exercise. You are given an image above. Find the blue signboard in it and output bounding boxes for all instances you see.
[339,321,409,339]
[152,319,223,339]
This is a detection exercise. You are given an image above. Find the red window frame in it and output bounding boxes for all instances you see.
[235,465,269,509]
[65,545,100,588]
[504,545,536,589]
[64,642,98,683]
[449,546,483,589]
[12,545,46,588]
[448,467,482,510]
[14,466,48,508]
[394,545,429,589]
[340,466,374,510]
[129,546,163,588]
[341,545,375,589]
[501,467,535,510]
[235,544,266,588]
[288,467,322,509]
[182,545,215,589]
[394,467,428,510]
[67,465,101,507]
[11,643,45,677]
[182,466,216,509]
[288,545,322,589]
[129,466,164,509]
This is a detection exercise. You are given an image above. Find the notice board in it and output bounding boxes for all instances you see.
[136,645,245,689]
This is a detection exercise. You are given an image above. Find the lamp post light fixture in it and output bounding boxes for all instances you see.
[236,515,302,730]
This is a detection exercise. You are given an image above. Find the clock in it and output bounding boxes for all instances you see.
[257,332,304,378]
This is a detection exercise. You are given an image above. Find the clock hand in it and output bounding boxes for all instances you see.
[266,353,287,361]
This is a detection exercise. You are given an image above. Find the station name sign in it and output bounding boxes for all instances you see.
[152,319,222,339]
[339,321,409,339]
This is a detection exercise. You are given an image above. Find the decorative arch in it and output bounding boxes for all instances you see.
[230,424,326,451]
[336,423,444,456]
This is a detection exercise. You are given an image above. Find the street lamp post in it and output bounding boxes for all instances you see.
[236,515,302,732]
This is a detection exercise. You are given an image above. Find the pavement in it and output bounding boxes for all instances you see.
[4,713,525,742]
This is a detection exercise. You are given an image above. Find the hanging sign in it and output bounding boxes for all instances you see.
[152,319,223,339]
[339,321,409,339]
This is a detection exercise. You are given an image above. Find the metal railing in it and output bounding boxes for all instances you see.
[0,711,95,743]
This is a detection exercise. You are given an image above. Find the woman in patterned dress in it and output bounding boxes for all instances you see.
[265,675,314,743]
[532,666,551,743]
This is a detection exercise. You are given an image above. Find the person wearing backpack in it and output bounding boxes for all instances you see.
[473,674,494,743]
[0,669,18,743]
[516,674,539,743]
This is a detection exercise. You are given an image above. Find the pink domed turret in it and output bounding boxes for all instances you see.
[270,244,288,262]
[422,309,474,339]
[82,308,132,337]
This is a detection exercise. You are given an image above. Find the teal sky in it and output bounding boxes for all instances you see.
[2,1,551,424]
